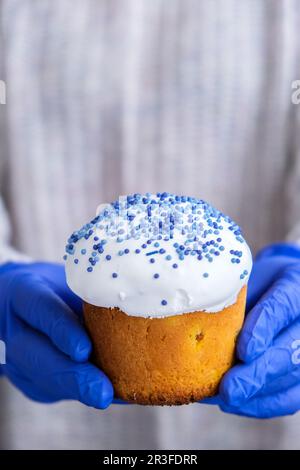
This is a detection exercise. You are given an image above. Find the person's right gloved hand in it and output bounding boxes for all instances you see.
[0,262,114,409]
[202,243,300,418]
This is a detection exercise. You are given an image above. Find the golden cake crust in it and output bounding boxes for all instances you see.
[83,286,247,405]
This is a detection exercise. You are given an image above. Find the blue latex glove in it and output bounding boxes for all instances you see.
[0,262,114,409]
[204,243,300,418]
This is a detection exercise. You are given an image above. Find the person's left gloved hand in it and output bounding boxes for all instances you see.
[204,243,300,418]
[0,262,114,408]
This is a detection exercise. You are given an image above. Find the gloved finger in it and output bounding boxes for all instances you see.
[11,272,91,362]
[199,395,223,405]
[6,362,120,406]
[250,341,300,398]
[220,321,300,406]
[113,398,128,405]
[253,369,298,398]
[30,263,83,317]
[4,364,57,403]
[7,321,114,409]
[238,264,300,363]
[255,243,300,262]
[219,383,300,419]
[246,257,296,312]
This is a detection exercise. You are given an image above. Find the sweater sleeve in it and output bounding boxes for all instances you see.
[0,197,30,264]
[285,87,300,246]
[0,36,29,265]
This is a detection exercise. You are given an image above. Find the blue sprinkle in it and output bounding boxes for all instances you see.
[74,259,79,264]
[203,272,209,278]
[146,250,159,256]
[118,250,124,256]
[112,272,118,278]
[65,193,245,279]
[87,267,93,273]
[63,255,67,261]
[154,273,160,279]
[161,299,168,306]
[135,249,141,254]
[66,243,74,253]
[150,258,155,264]
[124,248,130,254]
[172,263,178,269]
[106,255,112,261]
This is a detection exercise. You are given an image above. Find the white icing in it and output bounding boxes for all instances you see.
[65,194,252,317]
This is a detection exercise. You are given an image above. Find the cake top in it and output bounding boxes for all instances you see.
[65,193,252,317]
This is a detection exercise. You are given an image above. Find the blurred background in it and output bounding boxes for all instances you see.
[1,0,300,449]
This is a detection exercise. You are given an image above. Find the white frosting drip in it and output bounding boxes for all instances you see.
[65,194,252,317]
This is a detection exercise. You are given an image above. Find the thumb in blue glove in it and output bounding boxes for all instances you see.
[0,262,114,409]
